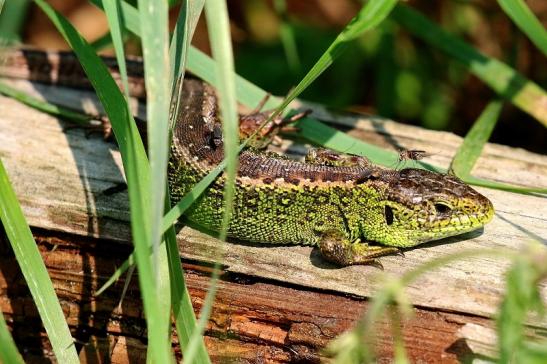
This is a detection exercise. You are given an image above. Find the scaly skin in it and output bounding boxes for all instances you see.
[168,79,494,266]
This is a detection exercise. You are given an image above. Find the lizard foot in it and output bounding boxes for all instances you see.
[318,231,401,266]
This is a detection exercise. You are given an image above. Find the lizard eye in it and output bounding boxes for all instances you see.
[434,203,451,214]
[384,205,394,225]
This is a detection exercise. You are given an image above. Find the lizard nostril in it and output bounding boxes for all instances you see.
[384,205,394,225]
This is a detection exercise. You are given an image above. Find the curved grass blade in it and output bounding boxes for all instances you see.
[391,4,547,127]
[462,176,547,195]
[497,0,547,57]
[274,0,399,116]
[0,159,79,363]
[450,100,503,178]
[294,117,407,169]
[0,310,24,364]
[94,253,135,297]
[32,1,172,362]
[187,46,278,109]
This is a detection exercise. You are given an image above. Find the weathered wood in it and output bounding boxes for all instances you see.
[0,77,546,361]
[1,230,487,363]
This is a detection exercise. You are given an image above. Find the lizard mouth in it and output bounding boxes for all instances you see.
[415,209,494,243]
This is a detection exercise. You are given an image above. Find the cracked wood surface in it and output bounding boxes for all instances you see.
[0,231,488,363]
[0,78,546,361]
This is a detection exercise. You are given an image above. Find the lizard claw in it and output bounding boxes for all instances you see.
[369,259,385,270]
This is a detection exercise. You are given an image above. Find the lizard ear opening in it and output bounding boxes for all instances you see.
[384,205,394,225]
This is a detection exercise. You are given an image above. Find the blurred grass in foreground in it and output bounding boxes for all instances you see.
[0,0,545,363]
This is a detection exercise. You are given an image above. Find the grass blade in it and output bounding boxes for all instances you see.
[32,1,172,362]
[103,0,131,99]
[497,243,547,363]
[0,80,90,123]
[295,117,410,169]
[165,194,211,364]
[392,4,547,127]
[203,0,239,241]
[0,309,24,364]
[138,0,171,280]
[188,46,277,109]
[169,0,204,88]
[0,159,79,363]
[450,100,503,178]
[167,2,210,362]
[0,0,30,43]
[94,253,135,296]
[93,1,211,360]
[273,0,301,74]
[274,0,399,115]
[497,0,547,57]
[183,1,240,362]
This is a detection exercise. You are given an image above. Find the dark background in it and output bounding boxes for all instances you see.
[14,0,547,154]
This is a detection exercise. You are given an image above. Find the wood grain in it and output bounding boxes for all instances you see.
[0,230,486,363]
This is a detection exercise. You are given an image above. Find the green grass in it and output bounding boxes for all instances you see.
[0,80,91,124]
[497,0,547,58]
[0,307,24,364]
[0,0,545,363]
[183,1,239,362]
[273,0,301,74]
[326,245,547,363]
[450,100,503,178]
[392,4,547,127]
[32,0,187,362]
[0,0,29,43]
[0,159,79,363]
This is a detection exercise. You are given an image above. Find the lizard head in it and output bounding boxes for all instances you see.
[361,168,494,248]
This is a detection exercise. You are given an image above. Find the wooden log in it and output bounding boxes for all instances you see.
[0,77,546,362]
[1,229,489,363]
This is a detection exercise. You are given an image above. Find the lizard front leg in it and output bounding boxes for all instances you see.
[318,230,400,266]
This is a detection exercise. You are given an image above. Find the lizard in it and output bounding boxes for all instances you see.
[168,78,495,266]
[0,47,495,266]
